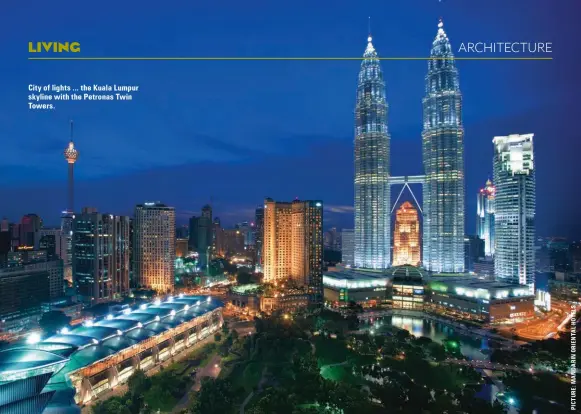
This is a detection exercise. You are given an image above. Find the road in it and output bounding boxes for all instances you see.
[172,354,222,412]
[511,300,579,340]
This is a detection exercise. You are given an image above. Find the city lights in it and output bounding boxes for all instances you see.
[26,332,41,344]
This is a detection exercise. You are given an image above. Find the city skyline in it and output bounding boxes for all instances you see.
[1,1,580,240]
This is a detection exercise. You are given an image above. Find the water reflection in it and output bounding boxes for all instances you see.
[362,315,491,361]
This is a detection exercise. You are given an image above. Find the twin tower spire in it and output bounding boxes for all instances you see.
[354,19,465,273]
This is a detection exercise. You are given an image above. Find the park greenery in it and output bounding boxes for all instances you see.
[189,310,508,414]
[490,333,572,372]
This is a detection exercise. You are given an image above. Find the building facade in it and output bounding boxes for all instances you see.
[392,202,421,267]
[73,208,130,304]
[175,238,189,258]
[134,202,175,292]
[19,214,42,248]
[188,205,213,269]
[428,277,534,323]
[422,20,465,273]
[254,207,264,270]
[477,179,496,257]
[464,235,485,272]
[341,229,355,267]
[39,228,67,262]
[493,133,535,291]
[354,33,391,270]
[263,198,323,302]
[0,261,59,333]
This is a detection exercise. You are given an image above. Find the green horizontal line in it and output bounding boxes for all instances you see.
[28,56,553,61]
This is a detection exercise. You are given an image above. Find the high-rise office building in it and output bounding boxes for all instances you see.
[341,229,355,267]
[188,206,213,270]
[0,218,9,232]
[254,207,264,269]
[393,202,421,267]
[175,238,189,258]
[134,202,175,292]
[223,229,246,257]
[236,221,254,248]
[72,208,130,303]
[212,217,224,257]
[263,198,323,302]
[493,133,535,290]
[39,228,66,262]
[477,179,496,257]
[19,214,42,248]
[324,228,341,252]
[0,250,63,332]
[354,32,391,270]
[464,235,485,272]
[422,19,465,273]
[0,221,11,257]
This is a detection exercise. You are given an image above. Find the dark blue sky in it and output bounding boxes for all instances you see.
[1,0,580,238]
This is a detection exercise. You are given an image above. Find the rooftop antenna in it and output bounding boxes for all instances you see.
[368,16,371,37]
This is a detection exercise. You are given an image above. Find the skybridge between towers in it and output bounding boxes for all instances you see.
[388,175,425,214]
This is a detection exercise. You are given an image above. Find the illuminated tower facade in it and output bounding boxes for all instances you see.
[134,202,176,292]
[476,178,496,257]
[354,33,391,269]
[393,202,421,267]
[422,20,465,273]
[73,208,130,304]
[263,198,323,302]
[493,134,535,291]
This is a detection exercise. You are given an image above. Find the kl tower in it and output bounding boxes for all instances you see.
[64,121,79,213]
[61,121,78,284]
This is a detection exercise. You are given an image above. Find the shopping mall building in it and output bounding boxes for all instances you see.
[428,277,535,323]
[0,295,223,411]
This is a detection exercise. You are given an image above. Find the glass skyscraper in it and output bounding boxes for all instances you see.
[422,20,465,273]
[354,34,391,269]
[493,134,535,291]
[476,178,496,257]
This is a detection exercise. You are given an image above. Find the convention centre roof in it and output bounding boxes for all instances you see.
[0,295,223,387]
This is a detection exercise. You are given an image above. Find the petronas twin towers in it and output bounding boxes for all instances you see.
[354,20,465,273]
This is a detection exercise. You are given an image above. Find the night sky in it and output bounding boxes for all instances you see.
[1,0,580,238]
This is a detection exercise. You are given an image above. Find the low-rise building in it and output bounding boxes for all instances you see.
[228,284,262,314]
[260,291,310,313]
[390,266,425,310]
[323,268,389,307]
[428,277,534,323]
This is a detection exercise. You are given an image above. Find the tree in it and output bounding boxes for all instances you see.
[236,270,253,285]
[91,397,131,414]
[143,383,174,411]
[395,329,411,341]
[249,388,297,414]
[127,369,151,399]
[214,332,222,342]
[39,310,71,335]
[231,329,239,341]
[190,378,235,414]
